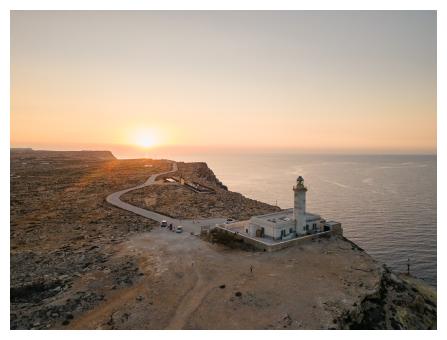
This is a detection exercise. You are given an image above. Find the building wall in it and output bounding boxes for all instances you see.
[248,219,274,238]
[211,225,343,252]
[249,219,296,240]
[249,217,326,238]
[319,220,325,232]
[303,218,322,234]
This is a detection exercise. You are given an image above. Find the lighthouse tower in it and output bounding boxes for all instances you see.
[293,176,307,234]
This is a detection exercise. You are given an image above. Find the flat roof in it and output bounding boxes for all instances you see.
[325,220,341,226]
[251,208,321,223]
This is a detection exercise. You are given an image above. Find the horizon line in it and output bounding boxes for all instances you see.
[9,145,437,157]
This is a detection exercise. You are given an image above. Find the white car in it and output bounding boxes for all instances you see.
[175,226,183,233]
[160,220,167,228]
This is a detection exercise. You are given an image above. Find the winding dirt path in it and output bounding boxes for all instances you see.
[106,161,226,234]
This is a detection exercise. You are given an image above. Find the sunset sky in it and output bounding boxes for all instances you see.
[10,11,436,157]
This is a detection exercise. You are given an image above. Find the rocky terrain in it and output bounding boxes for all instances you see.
[121,162,281,220]
[338,266,436,329]
[10,149,436,329]
[11,149,167,329]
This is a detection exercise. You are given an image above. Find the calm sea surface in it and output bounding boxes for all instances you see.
[169,154,437,287]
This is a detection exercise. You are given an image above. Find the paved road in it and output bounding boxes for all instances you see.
[106,162,226,234]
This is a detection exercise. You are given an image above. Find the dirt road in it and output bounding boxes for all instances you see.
[106,162,226,234]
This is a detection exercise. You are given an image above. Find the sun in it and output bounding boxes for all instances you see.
[133,129,158,148]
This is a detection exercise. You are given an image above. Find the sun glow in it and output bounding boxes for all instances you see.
[133,129,159,148]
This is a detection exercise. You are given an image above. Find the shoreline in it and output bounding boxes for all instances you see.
[10,149,436,329]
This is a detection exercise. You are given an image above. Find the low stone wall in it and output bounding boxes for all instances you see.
[268,231,333,251]
[331,224,343,236]
[210,225,343,252]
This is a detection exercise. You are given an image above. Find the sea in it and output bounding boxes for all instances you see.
[129,151,438,287]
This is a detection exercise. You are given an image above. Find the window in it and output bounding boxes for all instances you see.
[289,228,293,233]
[306,224,309,231]
[313,223,317,230]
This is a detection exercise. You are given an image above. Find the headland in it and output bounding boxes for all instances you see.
[10,148,436,329]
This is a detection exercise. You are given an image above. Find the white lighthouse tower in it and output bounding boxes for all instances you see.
[293,176,307,234]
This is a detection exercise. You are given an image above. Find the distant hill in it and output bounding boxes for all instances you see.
[10,148,116,161]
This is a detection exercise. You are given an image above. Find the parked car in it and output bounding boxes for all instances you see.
[225,218,235,224]
[175,226,183,233]
[161,220,167,228]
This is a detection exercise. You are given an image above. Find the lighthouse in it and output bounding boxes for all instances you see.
[293,176,307,234]
[246,175,339,241]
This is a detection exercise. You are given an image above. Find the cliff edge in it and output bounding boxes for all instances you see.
[11,148,116,160]
[10,153,436,329]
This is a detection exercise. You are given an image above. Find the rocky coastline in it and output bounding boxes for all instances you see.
[337,264,436,329]
[10,149,436,330]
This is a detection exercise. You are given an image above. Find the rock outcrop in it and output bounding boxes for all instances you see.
[337,266,436,329]
[158,161,228,190]
[122,162,280,220]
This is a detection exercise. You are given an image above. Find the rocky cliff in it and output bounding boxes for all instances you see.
[11,148,116,161]
[158,161,228,190]
[337,266,436,329]
[10,153,436,330]
[122,161,280,220]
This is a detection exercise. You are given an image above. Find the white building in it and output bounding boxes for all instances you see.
[247,176,338,241]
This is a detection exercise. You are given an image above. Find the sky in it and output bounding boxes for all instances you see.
[10,11,436,157]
